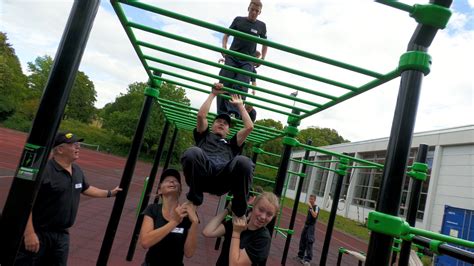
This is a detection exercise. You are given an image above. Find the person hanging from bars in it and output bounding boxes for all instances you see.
[181,83,254,225]
[139,169,199,266]
[15,132,122,266]
[216,0,267,119]
[202,192,279,266]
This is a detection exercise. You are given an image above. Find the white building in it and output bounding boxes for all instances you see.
[286,125,474,233]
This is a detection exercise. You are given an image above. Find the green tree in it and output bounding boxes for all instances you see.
[101,82,192,159]
[27,55,97,123]
[0,32,28,121]
[297,126,349,147]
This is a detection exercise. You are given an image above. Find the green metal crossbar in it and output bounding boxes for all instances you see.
[112,0,406,125]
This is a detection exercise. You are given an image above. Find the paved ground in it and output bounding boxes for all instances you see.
[0,127,367,265]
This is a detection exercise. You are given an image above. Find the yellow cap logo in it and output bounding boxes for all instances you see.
[65,133,73,139]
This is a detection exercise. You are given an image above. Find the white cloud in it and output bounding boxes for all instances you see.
[1,0,472,142]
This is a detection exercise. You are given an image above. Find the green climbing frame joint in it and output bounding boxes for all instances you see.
[282,136,300,147]
[284,126,299,137]
[144,87,160,99]
[338,247,347,254]
[367,211,410,237]
[398,51,431,75]
[252,147,264,154]
[335,158,349,176]
[287,115,301,126]
[407,162,428,181]
[410,4,452,29]
[429,239,444,254]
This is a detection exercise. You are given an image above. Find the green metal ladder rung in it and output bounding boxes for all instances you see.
[138,40,337,102]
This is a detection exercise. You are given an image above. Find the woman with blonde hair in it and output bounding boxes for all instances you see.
[139,169,199,266]
[203,192,279,266]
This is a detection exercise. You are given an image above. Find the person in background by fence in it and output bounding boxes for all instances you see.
[295,194,319,266]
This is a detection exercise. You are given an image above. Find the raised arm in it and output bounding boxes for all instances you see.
[183,205,199,258]
[202,208,229,238]
[197,83,225,133]
[230,95,254,146]
[139,205,186,249]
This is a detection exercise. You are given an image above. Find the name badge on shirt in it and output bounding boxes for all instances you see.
[172,227,184,234]
[75,183,82,189]
[251,28,258,34]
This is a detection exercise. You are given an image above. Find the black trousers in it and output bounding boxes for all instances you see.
[15,230,70,266]
[181,146,254,217]
[217,56,253,119]
[298,224,315,262]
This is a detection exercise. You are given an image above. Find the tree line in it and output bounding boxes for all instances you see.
[0,31,349,172]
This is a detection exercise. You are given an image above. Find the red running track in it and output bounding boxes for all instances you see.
[0,127,367,265]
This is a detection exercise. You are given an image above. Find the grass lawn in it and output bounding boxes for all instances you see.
[281,197,370,242]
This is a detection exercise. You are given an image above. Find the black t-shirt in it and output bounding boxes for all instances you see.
[306,205,319,226]
[143,203,191,266]
[194,128,243,169]
[32,159,90,231]
[216,220,271,266]
[229,16,267,56]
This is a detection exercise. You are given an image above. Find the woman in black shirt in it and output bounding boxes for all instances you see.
[203,192,279,265]
[139,169,199,266]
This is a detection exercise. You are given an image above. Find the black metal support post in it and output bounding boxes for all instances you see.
[126,121,170,261]
[97,94,156,266]
[320,155,348,266]
[366,1,452,264]
[399,144,429,266]
[412,236,474,263]
[163,126,179,170]
[0,1,99,264]
[281,139,312,265]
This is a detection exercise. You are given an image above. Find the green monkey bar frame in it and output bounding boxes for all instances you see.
[99,0,472,265]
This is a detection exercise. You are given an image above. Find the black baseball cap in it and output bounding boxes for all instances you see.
[214,113,232,126]
[54,132,84,147]
[159,168,181,184]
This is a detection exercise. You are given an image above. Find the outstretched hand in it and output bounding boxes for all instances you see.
[111,186,122,196]
[229,94,244,107]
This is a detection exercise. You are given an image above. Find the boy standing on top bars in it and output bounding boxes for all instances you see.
[216,0,267,119]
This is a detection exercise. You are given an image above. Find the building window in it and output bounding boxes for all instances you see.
[329,154,355,200]
[311,155,331,197]
[288,157,302,190]
[352,151,385,209]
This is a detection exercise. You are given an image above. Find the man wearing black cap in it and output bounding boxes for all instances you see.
[181,83,254,221]
[16,132,122,266]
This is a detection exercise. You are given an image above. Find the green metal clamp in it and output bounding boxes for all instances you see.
[398,51,432,75]
[287,115,301,126]
[284,126,299,137]
[429,240,443,254]
[407,162,428,181]
[252,146,264,154]
[144,87,160,99]
[339,247,347,254]
[368,211,474,249]
[282,136,300,147]
[336,158,349,176]
[410,4,452,29]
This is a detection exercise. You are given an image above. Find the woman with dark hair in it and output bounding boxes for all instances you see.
[139,169,199,266]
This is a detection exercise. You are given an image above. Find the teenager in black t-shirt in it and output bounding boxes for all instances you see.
[139,169,199,266]
[217,0,267,119]
[203,192,280,265]
[181,83,254,219]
